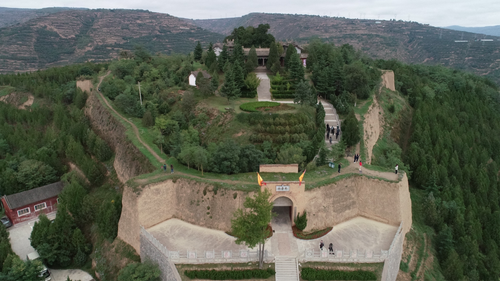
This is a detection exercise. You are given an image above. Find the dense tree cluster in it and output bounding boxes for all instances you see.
[377,59,500,280]
[306,40,380,113]
[224,24,276,48]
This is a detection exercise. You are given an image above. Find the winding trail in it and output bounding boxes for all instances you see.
[93,72,165,164]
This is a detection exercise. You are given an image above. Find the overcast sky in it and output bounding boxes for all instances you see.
[2,0,499,27]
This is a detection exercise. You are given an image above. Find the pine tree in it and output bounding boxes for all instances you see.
[194,41,203,62]
[233,60,245,90]
[218,45,229,70]
[232,43,245,69]
[205,43,217,68]
[245,46,258,73]
[342,109,360,147]
[289,52,304,86]
[284,44,296,69]
[267,42,280,71]
[210,74,219,92]
[220,66,240,102]
[294,81,314,106]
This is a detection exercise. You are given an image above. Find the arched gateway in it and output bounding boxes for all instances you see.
[261,181,305,228]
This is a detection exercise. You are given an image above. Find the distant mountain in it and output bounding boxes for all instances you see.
[0,7,82,29]
[0,9,224,73]
[446,25,500,37]
[192,13,500,84]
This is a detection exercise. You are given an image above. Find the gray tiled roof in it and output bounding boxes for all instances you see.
[191,70,212,79]
[3,182,64,210]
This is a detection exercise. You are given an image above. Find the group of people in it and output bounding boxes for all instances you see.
[162,164,174,173]
[326,124,340,144]
[319,240,335,255]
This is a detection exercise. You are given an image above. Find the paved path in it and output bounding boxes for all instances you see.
[255,70,272,101]
[321,98,341,147]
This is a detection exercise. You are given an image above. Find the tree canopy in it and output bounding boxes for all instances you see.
[231,189,274,269]
[224,24,275,48]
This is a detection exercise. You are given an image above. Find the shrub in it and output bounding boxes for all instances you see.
[301,268,377,280]
[294,211,308,231]
[184,268,275,280]
[240,102,280,112]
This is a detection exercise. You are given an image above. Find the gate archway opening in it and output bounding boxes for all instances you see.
[272,196,293,231]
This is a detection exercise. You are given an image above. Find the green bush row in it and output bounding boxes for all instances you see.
[240,102,280,112]
[301,268,377,280]
[240,89,257,98]
[184,268,275,280]
[272,93,295,99]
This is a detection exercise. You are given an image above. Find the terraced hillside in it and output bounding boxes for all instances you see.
[0,9,224,73]
[0,7,80,29]
[192,13,500,83]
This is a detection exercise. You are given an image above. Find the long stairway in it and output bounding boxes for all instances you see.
[275,257,299,281]
[321,99,341,146]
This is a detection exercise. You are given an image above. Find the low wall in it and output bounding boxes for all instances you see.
[140,227,181,281]
[381,223,404,281]
[259,164,298,173]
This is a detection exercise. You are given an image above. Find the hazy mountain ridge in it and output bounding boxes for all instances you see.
[0,7,83,29]
[0,9,224,73]
[446,25,500,37]
[192,13,500,83]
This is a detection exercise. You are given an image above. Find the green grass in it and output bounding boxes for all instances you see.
[177,263,275,281]
[0,86,15,97]
[200,96,258,114]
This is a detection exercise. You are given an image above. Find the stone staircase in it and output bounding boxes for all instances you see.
[321,99,341,146]
[275,257,299,281]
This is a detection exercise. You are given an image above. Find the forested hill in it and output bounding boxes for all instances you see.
[0,9,223,74]
[191,13,500,84]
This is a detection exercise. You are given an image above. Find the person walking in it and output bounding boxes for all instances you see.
[329,136,332,144]
[326,124,330,132]
[170,164,174,174]
[162,164,167,172]
[338,163,342,173]
[335,130,339,139]
[327,129,330,139]
[328,243,334,255]
[332,127,335,135]
[395,164,399,174]
[359,160,362,173]
[320,240,325,251]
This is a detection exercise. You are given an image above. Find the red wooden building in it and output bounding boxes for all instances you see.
[1,182,64,225]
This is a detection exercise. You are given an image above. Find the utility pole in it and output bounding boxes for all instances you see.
[138,81,143,105]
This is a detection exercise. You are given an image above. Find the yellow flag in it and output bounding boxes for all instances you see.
[299,169,306,185]
[257,173,264,186]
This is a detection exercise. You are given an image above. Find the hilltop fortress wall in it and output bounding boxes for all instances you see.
[81,81,155,182]
[118,175,412,253]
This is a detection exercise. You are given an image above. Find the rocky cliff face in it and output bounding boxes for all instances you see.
[84,86,155,183]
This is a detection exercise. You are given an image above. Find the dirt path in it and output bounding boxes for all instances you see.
[93,72,166,164]
[336,160,398,181]
[362,70,395,164]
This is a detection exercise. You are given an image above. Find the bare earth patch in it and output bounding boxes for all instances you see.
[363,70,395,164]
[19,95,34,110]
[0,93,34,110]
[76,79,93,93]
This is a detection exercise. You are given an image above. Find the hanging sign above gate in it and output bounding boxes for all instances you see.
[275,185,290,192]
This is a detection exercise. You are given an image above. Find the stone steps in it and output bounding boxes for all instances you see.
[275,257,299,281]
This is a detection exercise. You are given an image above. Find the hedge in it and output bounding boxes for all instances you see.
[240,101,280,112]
[184,268,275,279]
[301,268,377,280]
